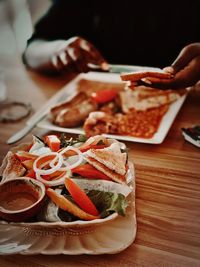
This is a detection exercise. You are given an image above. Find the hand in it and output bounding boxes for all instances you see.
[50,36,109,73]
[144,43,200,89]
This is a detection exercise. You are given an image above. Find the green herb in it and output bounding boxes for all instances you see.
[60,133,87,148]
[77,134,87,142]
[61,187,127,219]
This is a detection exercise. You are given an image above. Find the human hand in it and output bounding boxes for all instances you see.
[51,36,109,73]
[143,43,200,89]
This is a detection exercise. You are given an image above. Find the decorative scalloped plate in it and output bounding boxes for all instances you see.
[0,159,136,255]
[0,200,136,255]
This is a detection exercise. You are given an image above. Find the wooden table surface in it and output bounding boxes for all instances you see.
[0,54,200,267]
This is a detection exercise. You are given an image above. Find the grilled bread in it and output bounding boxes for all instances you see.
[0,151,26,182]
[120,70,172,82]
[85,142,127,184]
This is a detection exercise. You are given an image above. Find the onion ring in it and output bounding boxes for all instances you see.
[50,146,83,171]
[33,152,63,175]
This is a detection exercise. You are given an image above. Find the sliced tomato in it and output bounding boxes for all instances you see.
[46,188,99,220]
[44,135,61,152]
[79,144,107,152]
[22,159,34,170]
[35,155,53,169]
[91,89,118,104]
[42,170,66,181]
[65,178,99,216]
[24,143,33,152]
[72,163,111,181]
[26,169,36,179]
[15,151,38,162]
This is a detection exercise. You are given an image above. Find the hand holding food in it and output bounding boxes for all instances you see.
[139,43,200,89]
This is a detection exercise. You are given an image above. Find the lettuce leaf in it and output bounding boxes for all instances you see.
[87,190,127,218]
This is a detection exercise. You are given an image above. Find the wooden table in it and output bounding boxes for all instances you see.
[0,54,200,267]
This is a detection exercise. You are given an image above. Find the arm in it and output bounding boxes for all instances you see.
[23,0,108,74]
[23,37,108,74]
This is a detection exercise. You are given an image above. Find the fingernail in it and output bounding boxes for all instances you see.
[101,62,110,71]
[141,78,152,84]
[163,66,174,74]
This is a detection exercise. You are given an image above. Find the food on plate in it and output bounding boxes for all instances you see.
[77,78,124,96]
[48,78,185,139]
[50,92,98,127]
[44,135,61,152]
[84,105,169,138]
[85,142,127,184]
[119,86,182,112]
[120,70,173,82]
[72,163,112,181]
[46,185,100,221]
[0,151,26,182]
[65,178,99,216]
[0,134,133,223]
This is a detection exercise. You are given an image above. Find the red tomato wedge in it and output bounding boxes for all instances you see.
[44,135,61,152]
[47,188,99,220]
[24,143,33,152]
[42,170,66,181]
[65,178,99,216]
[79,144,107,152]
[91,89,118,104]
[15,151,38,162]
[72,164,111,181]
[35,154,56,168]
[26,169,36,179]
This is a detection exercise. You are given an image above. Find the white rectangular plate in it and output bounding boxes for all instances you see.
[36,71,187,144]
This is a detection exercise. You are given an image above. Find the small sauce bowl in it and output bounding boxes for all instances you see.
[0,177,46,222]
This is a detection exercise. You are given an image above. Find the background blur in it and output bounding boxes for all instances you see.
[0,0,51,58]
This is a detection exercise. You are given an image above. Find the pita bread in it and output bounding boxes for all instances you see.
[0,151,26,182]
[86,157,126,184]
[119,87,181,112]
[85,142,127,184]
[86,142,127,176]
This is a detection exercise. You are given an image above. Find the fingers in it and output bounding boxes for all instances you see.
[51,37,109,73]
[171,43,200,73]
[51,51,73,71]
[67,43,91,72]
[78,38,109,70]
[144,55,200,89]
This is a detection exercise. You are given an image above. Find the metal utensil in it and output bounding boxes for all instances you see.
[87,63,161,73]
[6,115,45,144]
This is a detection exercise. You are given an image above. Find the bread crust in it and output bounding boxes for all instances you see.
[86,157,126,184]
[120,71,172,82]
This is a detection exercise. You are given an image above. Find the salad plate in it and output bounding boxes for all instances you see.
[0,135,136,254]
